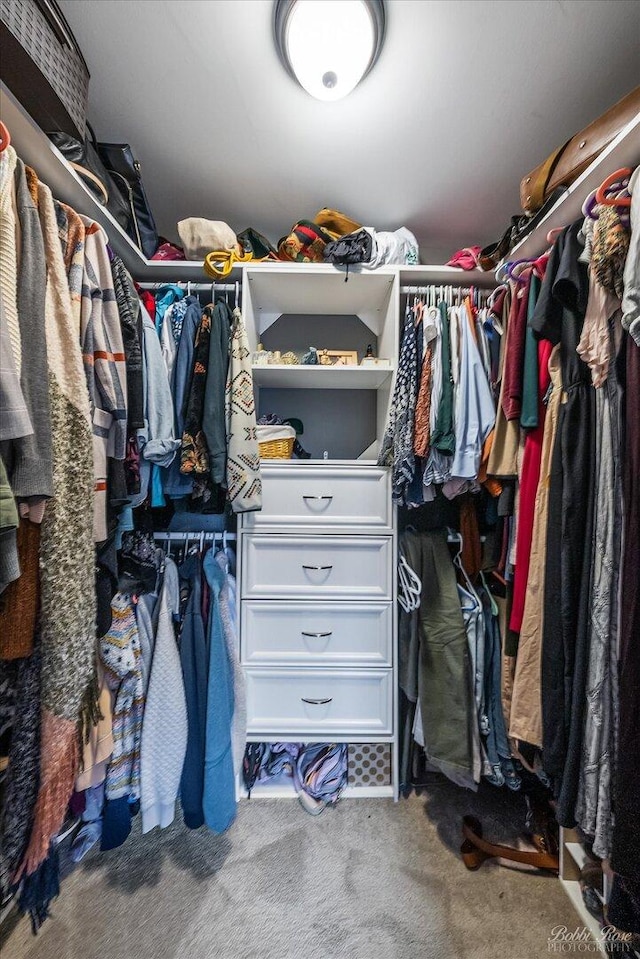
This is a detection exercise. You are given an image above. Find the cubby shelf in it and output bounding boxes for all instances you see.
[251,364,393,390]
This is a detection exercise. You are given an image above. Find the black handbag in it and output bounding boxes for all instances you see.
[478,187,568,271]
[48,127,132,233]
[237,227,278,260]
[96,142,159,258]
[323,228,373,265]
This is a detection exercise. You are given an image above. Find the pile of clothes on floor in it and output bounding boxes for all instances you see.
[243,743,348,816]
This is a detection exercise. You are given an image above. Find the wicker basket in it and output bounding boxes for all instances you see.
[259,437,295,459]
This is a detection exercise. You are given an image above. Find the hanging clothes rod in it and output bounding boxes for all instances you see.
[153,531,236,541]
[400,285,485,295]
[138,282,240,293]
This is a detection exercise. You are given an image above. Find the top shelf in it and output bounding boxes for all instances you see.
[6,80,636,285]
[1,82,494,287]
[506,110,640,262]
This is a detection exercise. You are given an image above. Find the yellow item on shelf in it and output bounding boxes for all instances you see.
[204,247,254,278]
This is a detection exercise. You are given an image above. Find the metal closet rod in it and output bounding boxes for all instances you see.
[153,531,236,541]
[138,282,240,293]
[400,285,488,295]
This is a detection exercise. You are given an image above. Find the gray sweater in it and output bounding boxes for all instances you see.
[1,160,53,501]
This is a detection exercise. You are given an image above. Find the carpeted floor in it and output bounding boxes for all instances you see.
[2,780,580,959]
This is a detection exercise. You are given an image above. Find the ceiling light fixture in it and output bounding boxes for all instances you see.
[274,0,386,102]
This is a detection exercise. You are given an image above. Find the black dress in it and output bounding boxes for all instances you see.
[530,222,595,824]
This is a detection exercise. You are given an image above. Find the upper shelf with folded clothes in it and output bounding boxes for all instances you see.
[0,81,498,288]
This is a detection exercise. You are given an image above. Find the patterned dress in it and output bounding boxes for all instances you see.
[378,304,419,504]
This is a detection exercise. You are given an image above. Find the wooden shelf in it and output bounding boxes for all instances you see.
[252,364,393,390]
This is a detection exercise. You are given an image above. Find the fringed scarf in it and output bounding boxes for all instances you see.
[16,182,95,889]
[0,639,41,901]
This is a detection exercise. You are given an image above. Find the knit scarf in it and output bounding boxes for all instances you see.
[17,181,95,880]
[100,593,144,801]
[0,640,41,899]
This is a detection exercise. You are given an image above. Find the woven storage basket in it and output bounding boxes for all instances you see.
[258,436,294,459]
[1,0,89,137]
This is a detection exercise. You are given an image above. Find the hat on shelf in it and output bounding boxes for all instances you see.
[177,218,239,260]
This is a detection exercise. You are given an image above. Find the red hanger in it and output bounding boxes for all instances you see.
[0,121,10,153]
[595,167,632,208]
[546,227,564,245]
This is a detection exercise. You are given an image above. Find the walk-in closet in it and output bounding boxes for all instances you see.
[0,1,639,957]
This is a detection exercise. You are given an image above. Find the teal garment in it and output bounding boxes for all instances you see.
[154,284,184,338]
[520,274,541,429]
[150,465,166,508]
[430,301,455,455]
[202,550,236,833]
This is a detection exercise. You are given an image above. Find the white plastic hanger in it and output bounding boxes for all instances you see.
[449,529,481,606]
[398,551,422,613]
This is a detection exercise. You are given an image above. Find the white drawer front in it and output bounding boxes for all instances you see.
[245,668,392,736]
[242,535,392,599]
[242,601,392,666]
[243,466,390,528]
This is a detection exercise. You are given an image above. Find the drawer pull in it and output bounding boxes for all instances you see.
[302,564,333,571]
[301,631,333,638]
[301,697,333,705]
[303,495,333,501]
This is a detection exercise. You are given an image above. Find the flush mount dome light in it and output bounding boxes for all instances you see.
[274,0,385,101]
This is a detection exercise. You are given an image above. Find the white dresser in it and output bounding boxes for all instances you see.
[238,264,399,797]
[239,462,397,796]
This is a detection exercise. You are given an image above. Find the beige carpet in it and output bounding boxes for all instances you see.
[2,780,580,959]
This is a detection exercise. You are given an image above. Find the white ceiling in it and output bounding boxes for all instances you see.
[60,0,639,262]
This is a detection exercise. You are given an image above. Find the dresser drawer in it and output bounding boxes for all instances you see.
[241,535,392,599]
[245,668,393,737]
[242,465,391,528]
[241,601,393,666]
